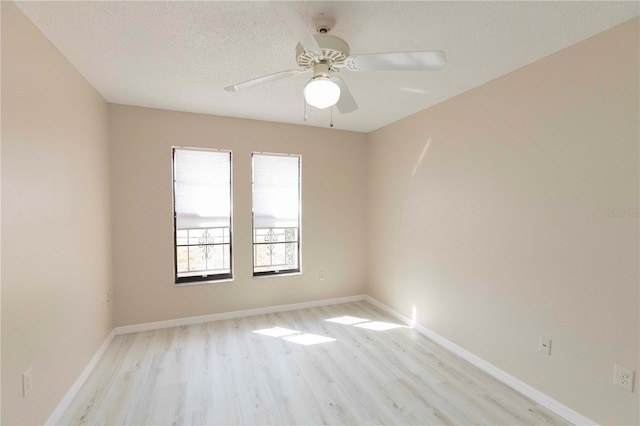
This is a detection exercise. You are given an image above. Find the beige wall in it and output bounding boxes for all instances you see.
[109,105,367,326]
[367,17,639,425]
[1,2,113,425]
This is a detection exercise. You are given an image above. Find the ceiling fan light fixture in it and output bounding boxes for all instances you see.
[304,77,340,109]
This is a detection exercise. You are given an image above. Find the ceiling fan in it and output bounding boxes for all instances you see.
[224,2,446,114]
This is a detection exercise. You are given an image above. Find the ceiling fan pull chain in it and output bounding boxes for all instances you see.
[330,106,334,128]
[303,100,307,122]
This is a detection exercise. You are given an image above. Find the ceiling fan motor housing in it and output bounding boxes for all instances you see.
[296,34,350,69]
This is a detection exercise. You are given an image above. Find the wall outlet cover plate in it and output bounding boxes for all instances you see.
[614,364,634,392]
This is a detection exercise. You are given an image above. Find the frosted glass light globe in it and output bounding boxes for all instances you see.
[304,77,341,109]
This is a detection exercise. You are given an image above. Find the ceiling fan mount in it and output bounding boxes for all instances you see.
[312,14,336,34]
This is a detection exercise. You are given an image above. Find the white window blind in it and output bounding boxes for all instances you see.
[174,149,231,230]
[252,154,300,228]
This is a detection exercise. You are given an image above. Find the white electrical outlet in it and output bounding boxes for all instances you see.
[23,368,33,397]
[614,364,634,392]
[319,270,325,281]
[539,337,552,356]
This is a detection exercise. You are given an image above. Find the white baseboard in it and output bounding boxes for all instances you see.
[45,329,115,425]
[365,295,597,426]
[114,294,367,335]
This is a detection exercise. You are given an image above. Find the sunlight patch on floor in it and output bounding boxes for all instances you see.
[253,327,301,337]
[283,333,336,346]
[325,315,369,325]
[325,315,408,332]
[354,321,407,331]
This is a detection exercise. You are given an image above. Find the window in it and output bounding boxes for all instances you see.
[173,148,232,284]
[252,153,301,276]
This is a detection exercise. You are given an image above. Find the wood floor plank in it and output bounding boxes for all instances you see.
[59,301,570,425]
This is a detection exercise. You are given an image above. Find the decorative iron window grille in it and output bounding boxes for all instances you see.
[175,227,231,280]
[253,227,299,274]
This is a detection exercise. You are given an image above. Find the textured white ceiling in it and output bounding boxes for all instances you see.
[16,1,639,132]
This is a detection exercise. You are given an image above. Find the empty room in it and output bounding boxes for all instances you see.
[2,1,638,425]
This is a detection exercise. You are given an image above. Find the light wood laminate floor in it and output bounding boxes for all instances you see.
[60,301,570,425]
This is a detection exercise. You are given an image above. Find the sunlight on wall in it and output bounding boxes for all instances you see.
[412,137,432,176]
[400,87,429,95]
[411,305,417,328]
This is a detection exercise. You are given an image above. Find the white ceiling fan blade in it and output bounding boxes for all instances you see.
[224,69,302,92]
[332,76,358,113]
[346,51,446,72]
[271,1,323,60]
